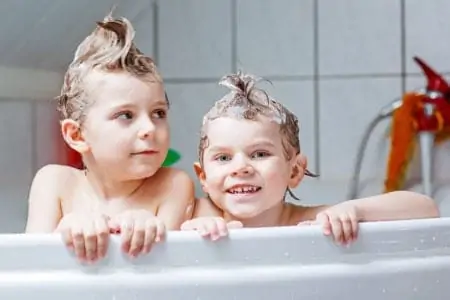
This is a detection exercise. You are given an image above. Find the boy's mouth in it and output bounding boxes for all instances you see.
[132,149,159,155]
[227,185,262,194]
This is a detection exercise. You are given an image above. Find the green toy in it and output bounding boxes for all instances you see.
[162,148,181,166]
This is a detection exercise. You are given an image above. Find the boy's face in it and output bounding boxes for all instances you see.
[79,70,170,180]
[195,116,305,219]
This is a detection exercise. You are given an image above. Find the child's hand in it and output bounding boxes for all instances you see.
[109,210,165,257]
[181,217,243,241]
[298,202,360,245]
[57,212,110,263]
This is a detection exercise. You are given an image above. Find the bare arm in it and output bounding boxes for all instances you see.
[25,165,64,233]
[156,169,196,230]
[349,191,439,221]
[305,191,439,222]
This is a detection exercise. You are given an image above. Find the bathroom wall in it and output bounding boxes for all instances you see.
[157,0,450,212]
[2,0,450,233]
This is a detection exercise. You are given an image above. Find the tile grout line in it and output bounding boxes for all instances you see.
[30,100,38,174]
[231,0,238,73]
[162,72,440,85]
[152,0,160,66]
[313,0,321,176]
[400,0,407,94]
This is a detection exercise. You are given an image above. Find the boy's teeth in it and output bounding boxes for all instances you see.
[230,186,258,193]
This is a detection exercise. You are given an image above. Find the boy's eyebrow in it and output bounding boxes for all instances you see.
[249,140,276,149]
[108,99,168,111]
[207,140,276,154]
[207,145,230,153]
[108,102,136,111]
[152,99,169,107]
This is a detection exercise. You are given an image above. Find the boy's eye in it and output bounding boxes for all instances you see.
[252,151,270,159]
[116,111,134,120]
[215,154,231,162]
[152,109,167,119]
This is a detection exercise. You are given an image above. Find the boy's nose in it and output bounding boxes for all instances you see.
[138,117,156,139]
[231,156,254,177]
[231,165,254,177]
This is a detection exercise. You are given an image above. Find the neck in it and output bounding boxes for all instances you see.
[84,168,146,201]
[224,202,288,228]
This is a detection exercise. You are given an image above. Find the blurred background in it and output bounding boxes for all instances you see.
[1,0,450,232]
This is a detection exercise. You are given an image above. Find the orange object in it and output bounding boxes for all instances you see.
[384,92,422,192]
[384,57,450,192]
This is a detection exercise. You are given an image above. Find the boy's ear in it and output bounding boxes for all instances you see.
[288,153,307,189]
[193,162,205,180]
[60,119,89,154]
[193,162,208,193]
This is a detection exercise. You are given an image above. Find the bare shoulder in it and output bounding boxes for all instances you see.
[193,196,223,218]
[145,167,196,207]
[287,202,329,225]
[26,164,82,233]
[31,164,78,192]
[151,167,195,193]
[149,168,196,229]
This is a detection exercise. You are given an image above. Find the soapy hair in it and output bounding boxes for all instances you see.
[56,13,163,123]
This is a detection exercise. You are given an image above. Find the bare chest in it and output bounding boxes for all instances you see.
[60,185,160,218]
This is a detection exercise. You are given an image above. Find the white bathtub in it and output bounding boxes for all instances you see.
[1,218,450,299]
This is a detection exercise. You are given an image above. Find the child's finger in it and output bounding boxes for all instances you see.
[129,220,146,256]
[154,219,165,243]
[329,217,343,243]
[316,213,332,236]
[120,219,134,253]
[142,220,157,254]
[84,223,98,262]
[70,223,86,260]
[108,218,121,233]
[215,218,229,236]
[350,216,358,241]
[95,218,109,258]
[341,217,353,243]
[226,220,243,229]
[71,225,87,261]
[61,228,74,250]
[204,219,220,240]
[180,220,194,231]
[198,222,210,237]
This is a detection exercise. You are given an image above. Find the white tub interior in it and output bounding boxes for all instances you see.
[1,218,450,299]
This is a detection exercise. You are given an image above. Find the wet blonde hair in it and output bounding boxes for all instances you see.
[199,72,318,200]
[56,13,164,123]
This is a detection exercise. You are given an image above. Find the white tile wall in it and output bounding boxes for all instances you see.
[318,0,402,75]
[0,100,34,233]
[319,77,401,181]
[405,0,450,73]
[157,0,233,78]
[132,3,156,59]
[236,0,315,77]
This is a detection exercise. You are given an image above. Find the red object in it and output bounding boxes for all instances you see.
[66,145,83,169]
[413,56,450,133]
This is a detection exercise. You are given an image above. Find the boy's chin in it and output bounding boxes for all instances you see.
[226,205,262,219]
[126,165,161,180]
